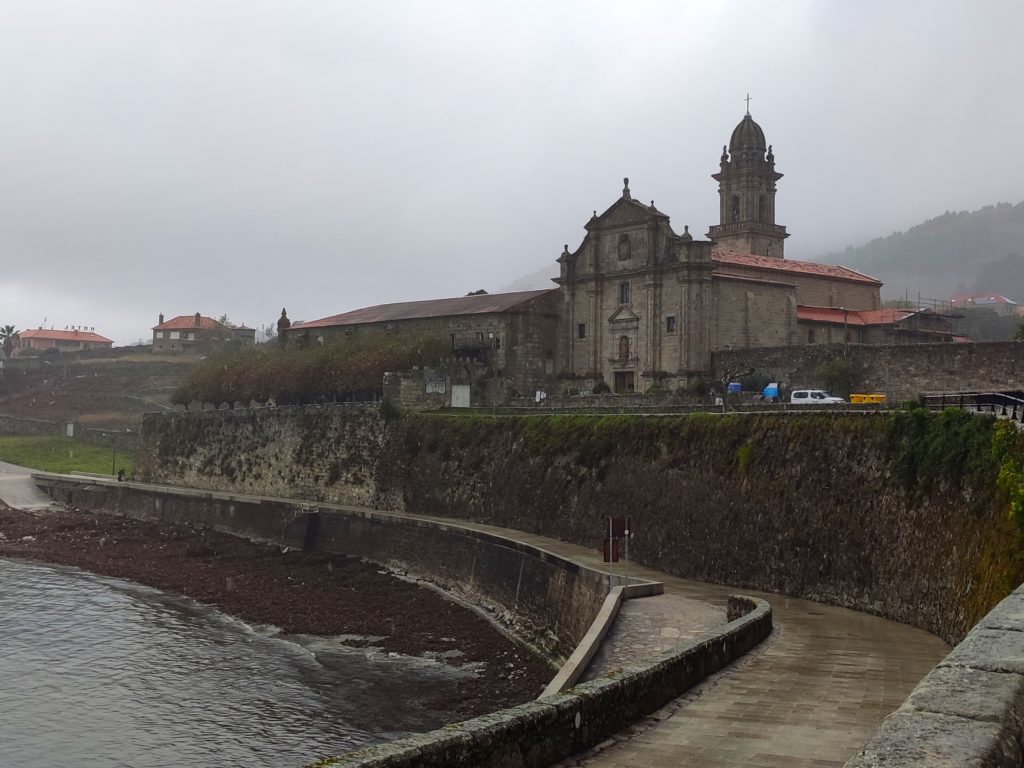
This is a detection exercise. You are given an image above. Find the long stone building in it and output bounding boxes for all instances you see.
[290,110,955,398]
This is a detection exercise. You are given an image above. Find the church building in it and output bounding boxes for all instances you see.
[555,111,884,392]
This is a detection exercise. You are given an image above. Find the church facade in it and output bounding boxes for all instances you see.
[554,111,884,392]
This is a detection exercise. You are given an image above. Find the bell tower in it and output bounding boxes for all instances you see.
[706,107,788,258]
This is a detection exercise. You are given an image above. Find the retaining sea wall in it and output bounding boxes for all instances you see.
[137,406,1023,646]
[31,474,773,767]
[34,475,650,663]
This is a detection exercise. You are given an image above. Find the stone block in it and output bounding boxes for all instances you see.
[845,709,1019,767]
[978,591,1024,632]
[940,628,1024,676]
[904,665,1024,727]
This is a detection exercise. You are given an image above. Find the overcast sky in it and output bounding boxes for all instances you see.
[1,0,1021,345]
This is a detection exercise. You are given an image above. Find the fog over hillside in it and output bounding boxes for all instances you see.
[821,201,1024,302]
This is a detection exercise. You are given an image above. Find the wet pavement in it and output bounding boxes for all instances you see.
[403,516,950,768]
[0,460,56,510]
[582,593,726,682]
[18,471,952,768]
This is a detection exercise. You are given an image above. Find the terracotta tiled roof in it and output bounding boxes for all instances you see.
[712,249,882,285]
[715,272,795,288]
[20,328,113,343]
[291,289,557,330]
[855,309,920,325]
[797,305,923,327]
[153,315,221,331]
[949,292,1019,306]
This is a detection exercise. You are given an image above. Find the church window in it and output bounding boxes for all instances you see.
[577,323,586,340]
[450,333,456,349]
[758,195,767,222]
[666,315,676,334]
[618,281,631,305]
[618,335,630,361]
[731,195,740,222]
[808,328,816,343]
[494,336,501,350]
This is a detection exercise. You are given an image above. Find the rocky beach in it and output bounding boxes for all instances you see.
[0,503,553,720]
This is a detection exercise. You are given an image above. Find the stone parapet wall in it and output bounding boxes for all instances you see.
[315,595,770,768]
[714,340,1024,401]
[845,585,1024,767]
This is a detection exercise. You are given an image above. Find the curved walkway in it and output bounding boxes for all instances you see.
[0,460,56,510]
[407,516,949,768]
[11,469,950,768]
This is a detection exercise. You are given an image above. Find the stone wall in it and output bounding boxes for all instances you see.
[135,404,386,507]
[135,407,1023,646]
[318,595,770,768]
[714,340,1024,401]
[34,474,652,664]
[0,414,63,436]
[712,276,795,351]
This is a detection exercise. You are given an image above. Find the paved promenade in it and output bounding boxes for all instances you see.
[408,516,949,768]
[8,470,950,768]
[0,460,56,510]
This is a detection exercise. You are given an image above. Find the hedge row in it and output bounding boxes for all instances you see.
[171,330,448,408]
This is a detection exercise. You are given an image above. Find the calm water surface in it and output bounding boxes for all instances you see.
[0,557,471,768]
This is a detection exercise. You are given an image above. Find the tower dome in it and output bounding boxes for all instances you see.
[729,113,766,153]
[709,110,787,258]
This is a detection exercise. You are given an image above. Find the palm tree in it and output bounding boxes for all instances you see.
[0,325,19,357]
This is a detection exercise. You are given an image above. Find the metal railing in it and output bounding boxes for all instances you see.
[921,391,1024,424]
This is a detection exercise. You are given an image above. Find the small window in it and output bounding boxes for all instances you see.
[477,332,484,341]
[666,316,676,333]
[494,337,501,350]
[618,281,631,305]
[793,391,807,399]
[450,333,456,349]
[808,328,816,343]
[577,323,586,340]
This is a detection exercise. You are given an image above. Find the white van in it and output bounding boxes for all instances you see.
[790,389,845,405]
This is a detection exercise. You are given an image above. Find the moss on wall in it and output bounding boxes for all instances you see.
[138,406,1024,644]
[388,410,1024,644]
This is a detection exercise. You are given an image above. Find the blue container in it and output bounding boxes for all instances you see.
[763,383,779,398]
[727,382,742,394]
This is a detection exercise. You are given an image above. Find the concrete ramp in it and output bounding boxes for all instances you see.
[0,461,56,510]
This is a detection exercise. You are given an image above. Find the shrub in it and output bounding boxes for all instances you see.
[814,358,856,397]
[172,329,448,407]
[592,381,611,394]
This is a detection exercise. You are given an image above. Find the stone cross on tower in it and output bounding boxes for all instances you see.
[745,93,751,115]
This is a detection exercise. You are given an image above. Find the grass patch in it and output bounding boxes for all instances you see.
[0,436,132,475]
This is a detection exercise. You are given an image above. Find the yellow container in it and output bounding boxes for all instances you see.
[851,393,886,404]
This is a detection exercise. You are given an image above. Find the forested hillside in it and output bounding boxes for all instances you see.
[821,201,1024,301]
